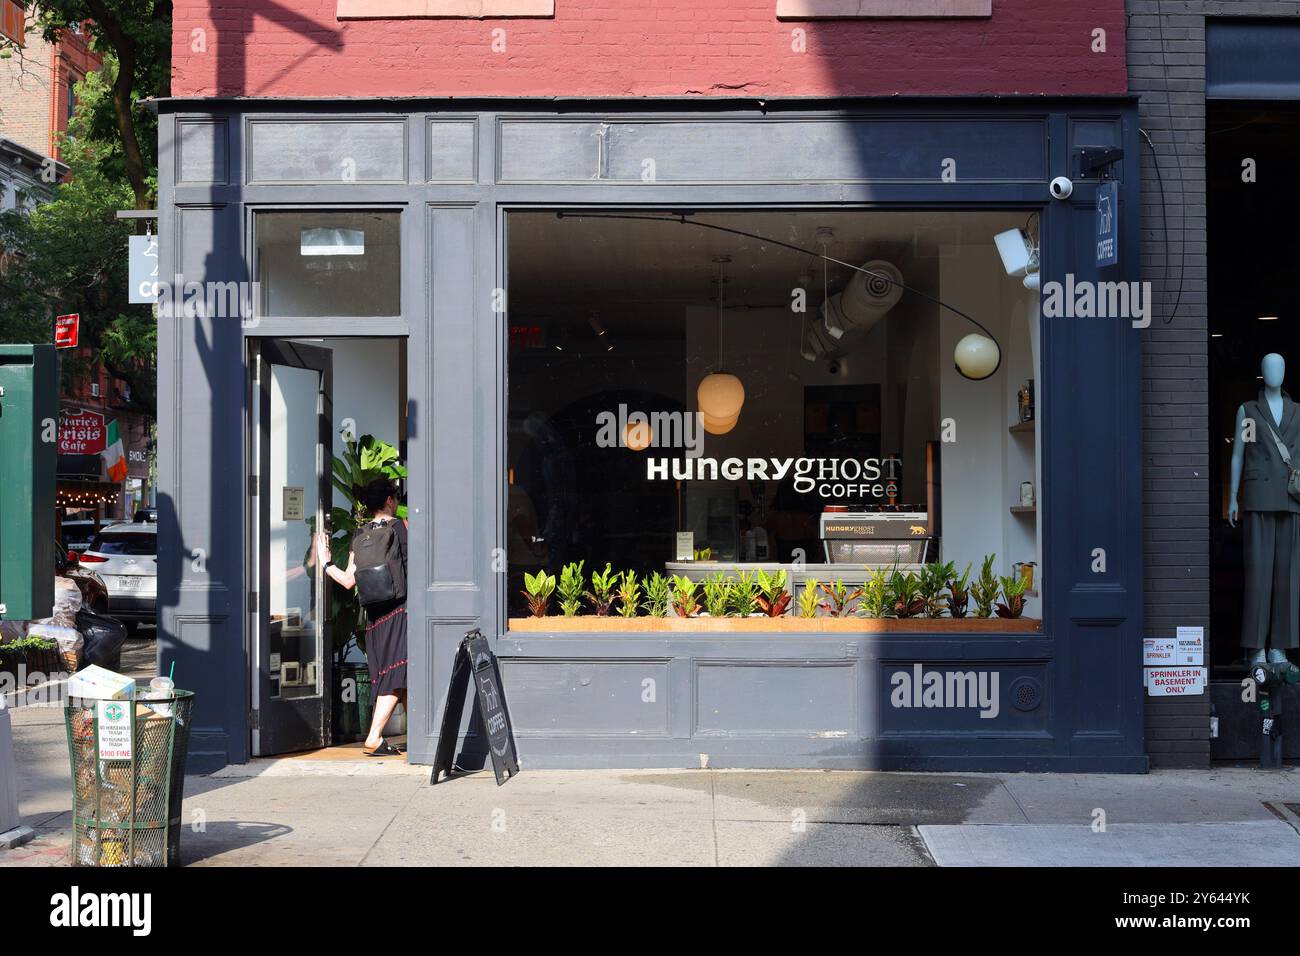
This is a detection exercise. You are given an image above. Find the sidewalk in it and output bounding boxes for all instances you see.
[6,700,1300,866]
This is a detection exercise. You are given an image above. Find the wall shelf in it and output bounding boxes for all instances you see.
[1009,419,1035,434]
[1010,505,1036,515]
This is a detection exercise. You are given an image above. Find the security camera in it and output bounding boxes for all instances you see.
[1049,176,1074,200]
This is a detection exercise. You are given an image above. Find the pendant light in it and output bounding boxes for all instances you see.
[697,256,744,435]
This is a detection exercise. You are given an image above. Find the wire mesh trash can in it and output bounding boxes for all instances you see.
[65,690,194,867]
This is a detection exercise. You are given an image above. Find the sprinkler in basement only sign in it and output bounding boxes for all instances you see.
[1143,626,1207,696]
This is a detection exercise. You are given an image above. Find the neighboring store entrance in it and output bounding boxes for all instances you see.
[249,339,334,756]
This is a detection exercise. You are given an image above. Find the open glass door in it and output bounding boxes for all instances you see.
[250,340,333,755]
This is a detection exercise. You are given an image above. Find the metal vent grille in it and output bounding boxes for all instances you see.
[1009,677,1043,712]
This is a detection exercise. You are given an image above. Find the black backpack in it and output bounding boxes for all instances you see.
[351,520,406,606]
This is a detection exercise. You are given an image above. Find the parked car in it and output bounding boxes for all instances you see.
[53,541,126,669]
[55,539,109,613]
[79,522,157,634]
[60,519,101,553]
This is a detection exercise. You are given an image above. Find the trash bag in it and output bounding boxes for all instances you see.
[75,608,127,672]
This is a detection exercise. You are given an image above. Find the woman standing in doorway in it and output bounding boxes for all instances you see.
[315,477,408,756]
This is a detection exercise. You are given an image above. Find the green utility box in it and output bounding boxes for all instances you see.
[0,345,57,622]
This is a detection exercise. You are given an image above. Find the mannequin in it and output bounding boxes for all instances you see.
[1229,353,1299,666]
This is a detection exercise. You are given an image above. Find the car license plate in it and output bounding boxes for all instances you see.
[117,575,141,590]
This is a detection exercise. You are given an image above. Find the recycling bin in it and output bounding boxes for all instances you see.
[64,689,194,866]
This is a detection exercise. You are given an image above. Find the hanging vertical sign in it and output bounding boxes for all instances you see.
[1096,179,1119,268]
[128,235,161,304]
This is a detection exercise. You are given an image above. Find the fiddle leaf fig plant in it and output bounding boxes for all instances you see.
[558,561,585,617]
[522,570,556,618]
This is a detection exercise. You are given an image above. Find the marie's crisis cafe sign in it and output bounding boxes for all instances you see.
[59,408,107,455]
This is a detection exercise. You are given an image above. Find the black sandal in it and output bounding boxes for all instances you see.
[364,740,402,757]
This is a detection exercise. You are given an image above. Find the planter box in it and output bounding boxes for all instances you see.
[507,616,1042,633]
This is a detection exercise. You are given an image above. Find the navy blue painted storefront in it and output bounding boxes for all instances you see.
[155,97,1145,772]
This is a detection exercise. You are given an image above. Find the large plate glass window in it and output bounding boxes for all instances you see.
[506,210,1043,629]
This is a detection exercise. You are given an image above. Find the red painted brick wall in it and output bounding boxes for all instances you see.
[171,0,1126,99]
[0,28,102,160]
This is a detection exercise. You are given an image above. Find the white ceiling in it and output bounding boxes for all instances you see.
[507,209,1027,324]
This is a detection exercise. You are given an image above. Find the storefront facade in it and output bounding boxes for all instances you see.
[156,94,1146,772]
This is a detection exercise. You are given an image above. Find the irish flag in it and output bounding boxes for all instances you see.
[103,420,128,481]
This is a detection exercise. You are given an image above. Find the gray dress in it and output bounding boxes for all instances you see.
[1240,392,1300,650]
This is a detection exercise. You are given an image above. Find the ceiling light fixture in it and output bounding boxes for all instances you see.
[697,256,745,435]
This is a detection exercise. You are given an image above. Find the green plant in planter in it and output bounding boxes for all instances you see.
[946,561,974,619]
[970,553,999,619]
[797,579,820,618]
[919,562,953,618]
[702,572,731,617]
[642,571,671,617]
[670,574,700,618]
[521,570,556,617]
[856,568,888,619]
[585,563,618,616]
[730,571,759,616]
[888,568,925,619]
[996,574,1028,619]
[819,579,862,618]
[558,561,585,617]
[755,568,791,617]
[616,570,642,618]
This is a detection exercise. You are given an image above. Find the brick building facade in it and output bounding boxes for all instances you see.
[0,20,101,163]
[1128,2,1300,768]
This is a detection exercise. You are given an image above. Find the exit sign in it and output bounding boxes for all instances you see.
[54,314,80,349]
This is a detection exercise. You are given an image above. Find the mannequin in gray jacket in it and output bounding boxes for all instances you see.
[1229,353,1299,666]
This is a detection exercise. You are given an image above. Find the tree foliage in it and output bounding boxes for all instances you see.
[4,1,172,209]
[0,77,154,410]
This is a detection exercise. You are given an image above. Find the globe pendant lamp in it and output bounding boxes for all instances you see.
[954,332,1001,381]
[698,256,745,435]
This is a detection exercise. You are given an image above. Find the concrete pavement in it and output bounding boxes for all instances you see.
[4,669,1300,865]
